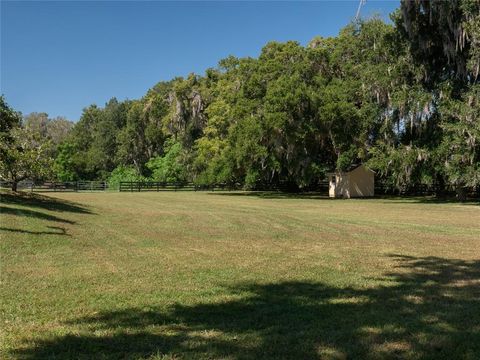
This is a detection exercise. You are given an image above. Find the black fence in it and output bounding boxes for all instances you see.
[374,182,480,198]
[118,181,238,192]
[2,179,478,198]
[0,181,108,192]
[118,180,332,192]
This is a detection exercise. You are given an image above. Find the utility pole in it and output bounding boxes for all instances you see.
[355,0,367,21]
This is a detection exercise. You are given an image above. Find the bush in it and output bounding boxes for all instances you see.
[53,143,78,181]
[146,140,188,183]
[108,165,145,190]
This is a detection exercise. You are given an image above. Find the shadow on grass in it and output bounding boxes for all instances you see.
[0,226,70,236]
[210,192,479,204]
[0,192,93,214]
[0,206,76,224]
[16,255,480,359]
[1,192,94,236]
[376,197,480,205]
[209,191,331,200]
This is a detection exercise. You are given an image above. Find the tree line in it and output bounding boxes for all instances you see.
[1,1,479,197]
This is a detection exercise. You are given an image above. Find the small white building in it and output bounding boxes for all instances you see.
[328,164,375,198]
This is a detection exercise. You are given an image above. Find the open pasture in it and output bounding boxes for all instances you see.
[1,191,479,359]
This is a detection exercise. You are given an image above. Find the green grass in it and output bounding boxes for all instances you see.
[1,191,479,359]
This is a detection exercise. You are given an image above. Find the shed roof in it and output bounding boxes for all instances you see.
[326,163,375,176]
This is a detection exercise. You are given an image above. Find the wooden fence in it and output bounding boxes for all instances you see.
[0,181,108,192]
[1,180,477,197]
[374,182,480,198]
[118,180,331,192]
[118,181,235,192]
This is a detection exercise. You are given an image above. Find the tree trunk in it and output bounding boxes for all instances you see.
[434,175,446,198]
[456,186,466,202]
[285,180,300,193]
[11,181,18,192]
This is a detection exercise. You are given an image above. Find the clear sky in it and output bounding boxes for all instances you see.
[1,0,400,121]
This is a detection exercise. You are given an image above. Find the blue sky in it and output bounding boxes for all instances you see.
[1,1,400,121]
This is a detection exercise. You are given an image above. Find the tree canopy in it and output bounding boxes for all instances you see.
[2,1,478,196]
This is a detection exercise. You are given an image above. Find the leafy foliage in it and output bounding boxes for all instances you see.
[107,165,145,190]
[146,140,188,183]
[53,143,78,181]
[0,127,53,190]
[0,95,22,134]
[3,1,478,196]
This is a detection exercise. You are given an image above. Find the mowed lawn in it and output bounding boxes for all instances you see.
[1,191,479,360]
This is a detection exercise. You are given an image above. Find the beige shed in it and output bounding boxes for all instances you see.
[328,164,375,198]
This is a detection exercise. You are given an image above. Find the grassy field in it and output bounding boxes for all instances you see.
[1,191,479,359]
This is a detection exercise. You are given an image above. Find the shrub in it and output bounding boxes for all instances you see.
[146,140,188,183]
[108,165,145,190]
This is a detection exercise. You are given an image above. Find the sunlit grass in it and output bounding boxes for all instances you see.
[1,191,479,359]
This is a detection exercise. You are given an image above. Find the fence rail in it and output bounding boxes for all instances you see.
[1,180,478,197]
[0,181,108,192]
[118,181,236,192]
[118,180,331,192]
[374,182,480,197]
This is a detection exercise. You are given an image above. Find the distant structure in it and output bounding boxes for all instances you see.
[328,164,375,198]
[355,0,367,21]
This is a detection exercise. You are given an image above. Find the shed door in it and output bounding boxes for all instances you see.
[329,176,336,197]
